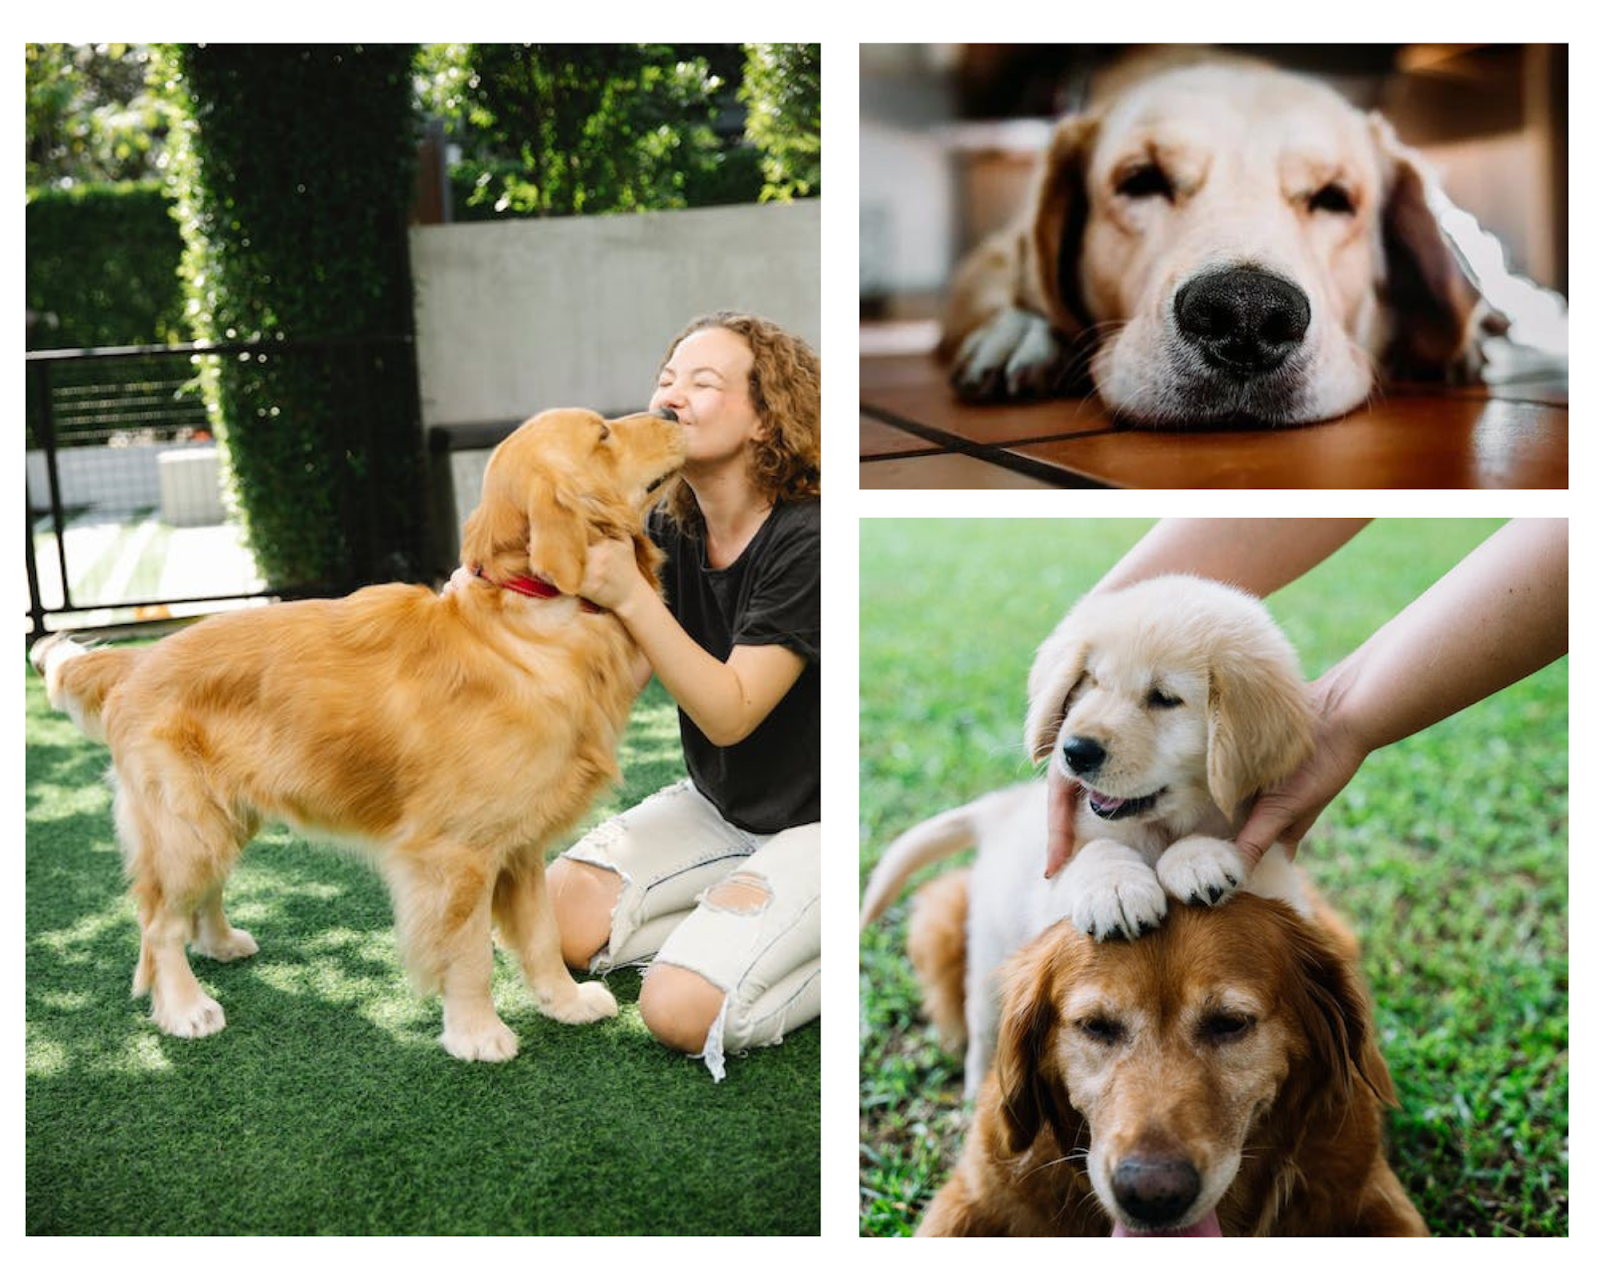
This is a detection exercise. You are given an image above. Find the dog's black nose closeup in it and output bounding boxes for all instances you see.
[1111,1155,1202,1228]
[656,407,679,422]
[1059,735,1106,777]
[1175,266,1311,376]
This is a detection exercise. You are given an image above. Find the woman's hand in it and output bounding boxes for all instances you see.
[580,537,650,613]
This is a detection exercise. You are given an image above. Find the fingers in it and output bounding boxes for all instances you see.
[1044,768,1080,878]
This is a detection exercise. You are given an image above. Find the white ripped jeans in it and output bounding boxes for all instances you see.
[556,779,821,1081]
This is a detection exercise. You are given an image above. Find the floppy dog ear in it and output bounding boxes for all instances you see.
[1020,114,1098,337]
[1024,615,1091,766]
[1370,114,1490,382]
[994,930,1085,1156]
[524,473,588,596]
[1206,626,1313,819]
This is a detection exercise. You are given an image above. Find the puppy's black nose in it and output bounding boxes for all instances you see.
[656,407,679,423]
[1111,1155,1202,1228]
[1059,736,1106,778]
[1174,266,1310,376]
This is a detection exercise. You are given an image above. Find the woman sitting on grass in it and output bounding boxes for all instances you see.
[547,311,821,1081]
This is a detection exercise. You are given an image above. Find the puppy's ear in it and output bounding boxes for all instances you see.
[1024,614,1090,766]
[994,933,1079,1155]
[1021,114,1098,338]
[1370,114,1490,382]
[1206,620,1313,819]
[525,473,587,595]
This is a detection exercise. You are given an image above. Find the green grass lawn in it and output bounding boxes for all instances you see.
[26,664,819,1236]
[858,518,1567,1237]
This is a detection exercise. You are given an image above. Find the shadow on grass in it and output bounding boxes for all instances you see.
[26,669,821,1236]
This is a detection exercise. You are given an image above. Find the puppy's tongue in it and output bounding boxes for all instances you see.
[1112,1210,1222,1238]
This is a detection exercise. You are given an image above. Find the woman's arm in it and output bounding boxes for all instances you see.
[582,537,805,747]
[1094,517,1372,597]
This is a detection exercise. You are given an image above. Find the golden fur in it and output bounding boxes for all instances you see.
[33,407,684,1062]
[941,54,1485,424]
[861,575,1315,1093]
[915,889,1428,1236]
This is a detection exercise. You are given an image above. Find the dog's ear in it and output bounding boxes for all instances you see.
[994,930,1084,1156]
[1024,613,1091,766]
[1280,910,1396,1114]
[1021,114,1098,338]
[1206,618,1313,819]
[524,473,588,596]
[1370,114,1490,382]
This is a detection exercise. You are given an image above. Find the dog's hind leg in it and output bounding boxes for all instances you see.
[493,856,618,1026]
[116,772,237,1039]
[190,884,259,963]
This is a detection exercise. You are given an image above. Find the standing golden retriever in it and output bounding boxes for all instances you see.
[33,408,683,1062]
[917,892,1428,1236]
[860,576,1312,1094]
[942,54,1487,423]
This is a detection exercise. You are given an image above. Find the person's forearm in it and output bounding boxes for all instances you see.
[1096,518,1372,598]
[611,586,784,747]
[1322,519,1567,754]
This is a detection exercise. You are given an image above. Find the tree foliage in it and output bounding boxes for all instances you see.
[741,43,821,201]
[25,43,173,189]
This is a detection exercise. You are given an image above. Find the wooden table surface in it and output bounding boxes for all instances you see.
[860,346,1568,490]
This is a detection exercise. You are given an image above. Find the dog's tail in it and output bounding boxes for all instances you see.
[860,800,985,929]
[29,634,139,744]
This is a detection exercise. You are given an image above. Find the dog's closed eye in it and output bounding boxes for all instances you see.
[1075,1014,1127,1046]
[1307,181,1356,216]
[1115,162,1175,202]
[1197,1010,1256,1045]
[1145,687,1183,709]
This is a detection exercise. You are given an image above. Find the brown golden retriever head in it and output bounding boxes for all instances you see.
[996,896,1394,1236]
[1023,61,1483,425]
[1024,575,1312,830]
[460,408,685,595]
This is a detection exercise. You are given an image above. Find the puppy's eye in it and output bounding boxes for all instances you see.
[1308,182,1355,215]
[1146,688,1182,709]
[1115,163,1174,201]
[1076,1015,1125,1046]
[1199,1011,1256,1044]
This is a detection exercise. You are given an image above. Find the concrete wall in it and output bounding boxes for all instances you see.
[409,201,821,428]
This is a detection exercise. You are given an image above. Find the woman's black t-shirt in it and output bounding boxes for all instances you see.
[649,499,820,834]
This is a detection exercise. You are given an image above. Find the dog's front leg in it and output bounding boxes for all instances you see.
[1155,836,1247,908]
[493,858,619,1026]
[1055,839,1167,941]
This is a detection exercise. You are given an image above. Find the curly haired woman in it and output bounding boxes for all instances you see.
[547,312,821,1080]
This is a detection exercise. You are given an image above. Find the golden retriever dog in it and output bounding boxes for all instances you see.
[860,575,1312,1094]
[916,891,1428,1236]
[941,53,1487,424]
[32,408,684,1062]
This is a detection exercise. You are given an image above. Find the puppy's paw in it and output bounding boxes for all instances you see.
[441,1015,520,1062]
[950,307,1076,402]
[1069,862,1168,942]
[154,992,227,1039]
[541,980,618,1025]
[1158,836,1247,908]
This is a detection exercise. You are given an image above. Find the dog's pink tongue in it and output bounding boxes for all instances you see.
[1112,1209,1222,1238]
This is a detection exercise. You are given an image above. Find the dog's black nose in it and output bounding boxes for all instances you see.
[1111,1155,1202,1228]
[656,407,679,423]
[1059,736,1106,778]
[1174,266,1310,376]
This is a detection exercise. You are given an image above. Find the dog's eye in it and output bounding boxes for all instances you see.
[1076,1015,1125,1045]
[1308,182,1356,215]
[1115,163,1174,201]
[1146,688,1182,709]
[1199,1011,1256,1044]
[597,422,611,441]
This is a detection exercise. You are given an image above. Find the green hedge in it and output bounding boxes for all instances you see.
[25,180,186,350]
[162,44,426,589]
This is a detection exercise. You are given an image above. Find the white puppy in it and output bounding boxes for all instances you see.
[861,575,1314,1093]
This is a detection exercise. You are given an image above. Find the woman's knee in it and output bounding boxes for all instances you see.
[546,858,621,970]
[639,962,725,1054]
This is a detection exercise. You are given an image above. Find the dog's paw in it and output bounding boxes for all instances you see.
[1157,837,1247,908]
[440,1016,520,1062]
[1069,863,1168,942]
[153,992,227,1039]
[541,980,618,1025]
[950,307,1076,402]
[192,927,259,963]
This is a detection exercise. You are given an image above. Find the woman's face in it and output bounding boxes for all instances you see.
[651,327,762,468]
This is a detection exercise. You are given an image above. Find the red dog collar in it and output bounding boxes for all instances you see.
[471,564,603,613]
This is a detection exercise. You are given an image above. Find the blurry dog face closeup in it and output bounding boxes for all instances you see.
[944,58,1484,424]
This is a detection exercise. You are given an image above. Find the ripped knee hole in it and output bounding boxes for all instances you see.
[706,871,771,914]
